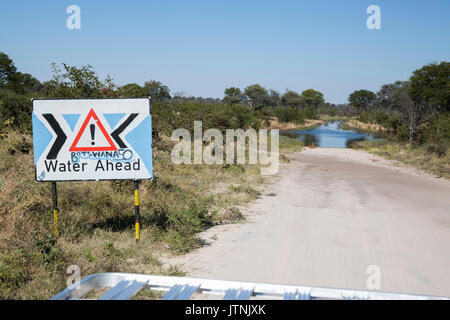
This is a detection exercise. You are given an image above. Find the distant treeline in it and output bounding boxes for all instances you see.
[0,52,448,145]
[347,62,449,145]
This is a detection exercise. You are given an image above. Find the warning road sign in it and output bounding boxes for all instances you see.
[32,98,152,181]
[69,108,117,152]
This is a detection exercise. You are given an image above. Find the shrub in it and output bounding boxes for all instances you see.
[427,144,447,158]
[275,106,304,123]
[346,137,366,148]
[0,89,32,132]
[165,202,213,252]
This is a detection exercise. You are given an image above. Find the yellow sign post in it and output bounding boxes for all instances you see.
[134,180,140,242]
[52,182,59,237]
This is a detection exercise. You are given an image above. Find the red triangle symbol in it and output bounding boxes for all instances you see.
[69,109,117,152]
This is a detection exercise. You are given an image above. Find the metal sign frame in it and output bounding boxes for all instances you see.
[51,272,449,300]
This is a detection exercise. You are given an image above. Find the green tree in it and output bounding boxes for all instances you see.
[281,91,302,108]
[409,61,450,113]
[0,52,41,93]
[7,72,42,93]
[392,61,450,144]
[244,84,269,110]
[348,89,376,115]
[393,83,428,144]
[44,63,114,98]
[223,87,242,105]
[116,83,146,97]
[301,89,325,109]
[275,106,300,123]
[268,89,280,108]
[376,81,407,112]
[0,52,17,86]
[0,53,42,131]
[144,80,171,101]
[0,89,32,131]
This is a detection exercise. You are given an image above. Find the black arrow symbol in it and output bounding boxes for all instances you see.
[43,114,67,160]
[111,113,138,148]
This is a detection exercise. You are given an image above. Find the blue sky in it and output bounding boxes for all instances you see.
[1,0,449,103]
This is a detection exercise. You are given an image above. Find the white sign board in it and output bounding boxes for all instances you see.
[32,98,152,181]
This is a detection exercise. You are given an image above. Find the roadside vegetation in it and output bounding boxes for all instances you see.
[349,140,449,179]
[338,62,449,178]
[0,52,304,299]
[0,51,447,298]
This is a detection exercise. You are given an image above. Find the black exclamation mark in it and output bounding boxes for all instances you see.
[90,124,95,145]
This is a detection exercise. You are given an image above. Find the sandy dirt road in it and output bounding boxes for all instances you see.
[166,148,450,297]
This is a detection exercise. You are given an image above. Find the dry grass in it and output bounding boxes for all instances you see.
[343,119,387,133]
[355,140,449,179]
[265,118,323,131]
[0,130,302,299]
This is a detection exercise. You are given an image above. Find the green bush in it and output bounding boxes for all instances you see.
[165,202,213,253]
[346,137,366,148]
[275,106,304,123]
[0,89,32,132]
[427,144,447,158]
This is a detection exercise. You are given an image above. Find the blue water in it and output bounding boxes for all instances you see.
[281,121,377,148]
